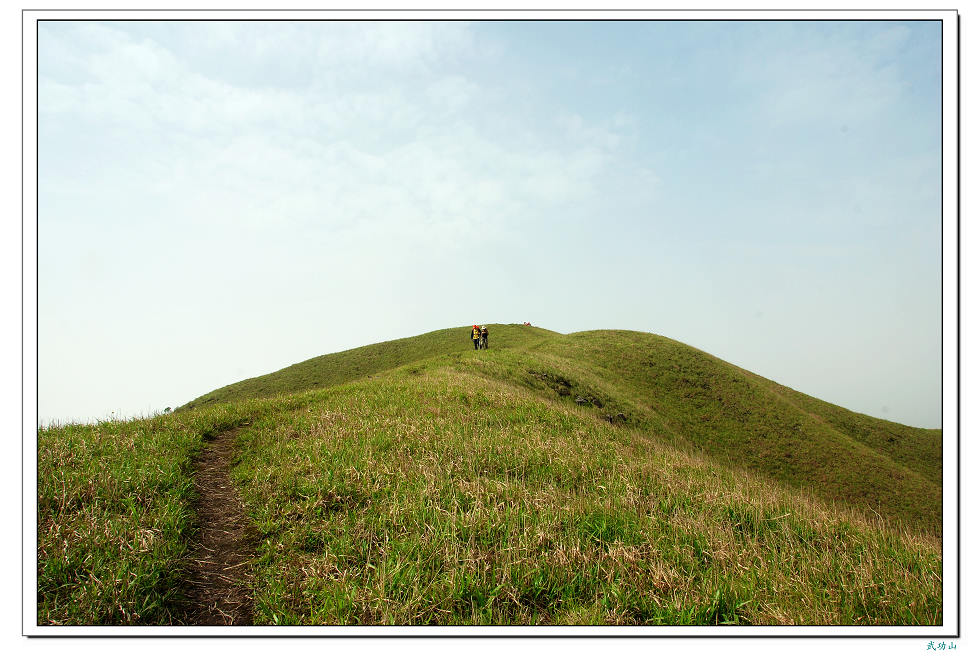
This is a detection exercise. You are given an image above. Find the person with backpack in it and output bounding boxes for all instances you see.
[471,325,481,350]
[480,325,489,350]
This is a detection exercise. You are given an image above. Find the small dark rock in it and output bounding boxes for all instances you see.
[575,397,588,405]
[604,415,614,423]
[616,412,627,421]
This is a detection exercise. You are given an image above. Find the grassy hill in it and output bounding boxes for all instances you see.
[186,325,941,535]
[182,324,558,409]
[37,325,943,626]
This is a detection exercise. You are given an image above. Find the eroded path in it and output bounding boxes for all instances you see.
[182,427,255,625]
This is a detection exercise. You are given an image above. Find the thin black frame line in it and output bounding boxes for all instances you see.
[955,11,961,641]
[26,630,960,638]
[20,5,25,641]
[29,17,952,22]
[20,8,963,12]
[27,13,958,639]
[27,632,959,639]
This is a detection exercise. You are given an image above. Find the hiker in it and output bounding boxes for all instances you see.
[471,325,481,350]
[480,325,489,349]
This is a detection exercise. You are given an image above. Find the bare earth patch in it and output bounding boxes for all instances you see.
[181,427,255,625]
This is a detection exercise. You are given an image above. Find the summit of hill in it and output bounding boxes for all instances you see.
[182,324,941,536]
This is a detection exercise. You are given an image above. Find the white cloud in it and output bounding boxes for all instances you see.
[558,112,623,150]
[313,21,477,73]
[40,21,659,256]
[37,20,668,423]
[425,75,479,114]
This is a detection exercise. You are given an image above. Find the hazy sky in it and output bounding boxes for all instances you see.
[37,19,943,428]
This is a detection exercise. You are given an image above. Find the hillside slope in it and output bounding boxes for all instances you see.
[183,324,557,409]
[182,326,942,536]
[227,369,940,625]
[38,325,944,626]
[520,331,941,532]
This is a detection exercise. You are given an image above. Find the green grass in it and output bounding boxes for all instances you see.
[181,324,557,409]
[520,331,942,534]
[229,370,940,625]
[37,398,305,625]
[38,325,943,626]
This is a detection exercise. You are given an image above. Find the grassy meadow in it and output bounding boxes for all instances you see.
[37,398,304,625]
[38,325,943,626]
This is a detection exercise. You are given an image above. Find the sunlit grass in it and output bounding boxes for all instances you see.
[38,326,942,626]
[231,369,941,625]
[36,399,303,625]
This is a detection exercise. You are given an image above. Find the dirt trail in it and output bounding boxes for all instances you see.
[181,426,255,625]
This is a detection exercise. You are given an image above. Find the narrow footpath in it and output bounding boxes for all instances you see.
[182,427,255,625]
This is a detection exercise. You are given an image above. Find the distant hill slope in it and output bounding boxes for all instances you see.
[181,325,941,535]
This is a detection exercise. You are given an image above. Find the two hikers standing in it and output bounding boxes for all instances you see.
[471,325,489,350]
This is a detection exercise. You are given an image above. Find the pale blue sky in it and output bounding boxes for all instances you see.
[38,20,943,427]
